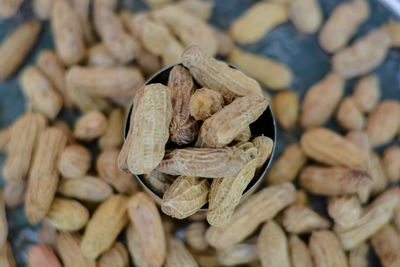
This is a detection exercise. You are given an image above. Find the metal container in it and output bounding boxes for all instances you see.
[124,63,277,211]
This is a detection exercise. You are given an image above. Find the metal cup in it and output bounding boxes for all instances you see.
[124,63,277,212]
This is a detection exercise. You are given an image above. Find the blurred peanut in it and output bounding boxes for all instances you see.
[57,144,91,179]
[272,91,299,129]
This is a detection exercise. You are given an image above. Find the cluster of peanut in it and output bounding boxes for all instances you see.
[0,0,399,266]
[121,45,272,227]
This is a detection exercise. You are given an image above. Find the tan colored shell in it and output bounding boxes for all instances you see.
[51,0,86,66]
[87,44,117,67]
[57,144,91,179]
[162,177,209,219]
[200,95,268,147]
[369,152,388,196]
[94,3,139,63]
[3,181,26,208]
[174,0,213,21]
[153,6,218,57]
[299,165,371,196]
[98,242,129,267]
[56,231,96,267]
[185,222,208,251]
[25,127,67,224]
[165,237,198,267]
[332,29,391,79]
[0,241,16,267]
[20,66,63,120]
[272,90,299,129]
[335,187,400,250]
[382,146,400,182]
[207,158,257,227]
[336,97,365,131]
[349,243,368,267]
[73,111,108,141]
[371,224,400,267]
[381,21,400,47]
[206,182,295,249]
[282,205,331,234]
[300,127,370,170]
[319,0,370,53]
[127,192,166,267]
[127,83,172,175]
[301,73,345,129]
[28,245,62,267]
[33,0,53,19]
[3,112,46,184]
[290,0,322,34]
[71,0,96,45]
[229,2,288,44]
[217,243,257,266]
[345,130,371,153]
[96,149,138,195]
[58,176,113,202]
[353,74,381,113]
[294,190,309,206]
[143,170,174,195]
[228,48,292,90]
[0,21,41,80]
[234,126,251,142]
[141,20,184,67]
[37,50,73,109]
[45,197,89,231]
[168,65,198,145]
[66,66,144,98]
[366,100,400,147]
[257,220,291,267]
[81,195,129,259]
[267,144,307,185]
[189,88,224,121]
[156,147,248,178]
[0,0,23,18]
[99,109,124,150]
[182,45,263,101]
[126,223,151,267]
[289,235,313,267]
[251,135,274,168]
[328,196,362,230]
[309,231,348,267]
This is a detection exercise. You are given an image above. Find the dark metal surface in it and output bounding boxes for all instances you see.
[0,0,399,266]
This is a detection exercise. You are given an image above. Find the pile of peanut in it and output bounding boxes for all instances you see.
[0,0,399,266]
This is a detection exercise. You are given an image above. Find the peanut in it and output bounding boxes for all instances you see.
[127,192,166,267]
[165,237,198,267]
[319,0,369,53]
[126,223,151,267]
[309,230,348,267]
[382,146,400,182]
[98,242,129,267]
[126,84,172,174]
[282,205,331,234]
[257,220,291,267]
[217,243,257,266]
[51,0,86,66]
[300,165,371,196]
[87,44,117,67]
[369,152,388,196]
[252,135,274,169]
[57,144,91,179]
[189,88,224,121]
[58,176,113,202]
[234,126,251,142]
[345,130,371,153]
[71,0,96,45]
[73,111,108,141]
[366,100,400,147]
[81,195,129,259]
[371,224,400,267]
[99,108,124,150]
[290,0,322,34]
[349,243,368,267]
[332,29,390,78]
[28,245,62,267]
[327,196,362,230]
[175,0,213,21]
[228,48,292,90]
[0,21,41,80]
[143,170,174,195]
[230,2,289,44]
[185,222,208,251]
[301,73,345,129]
[289,235,313,267]
[33,0,53,20]
[46,197,89,231]
[266,144,307,185]
[25,127,67,224]
[169,65,199,145]
[56,231,96,267]
[183,45,263,101]
[206,183,295,249]
[272,90,299,129]
[156,147,248,178]
[0,0,23,18]
[352,74,381,113]
[336,97,365,131]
